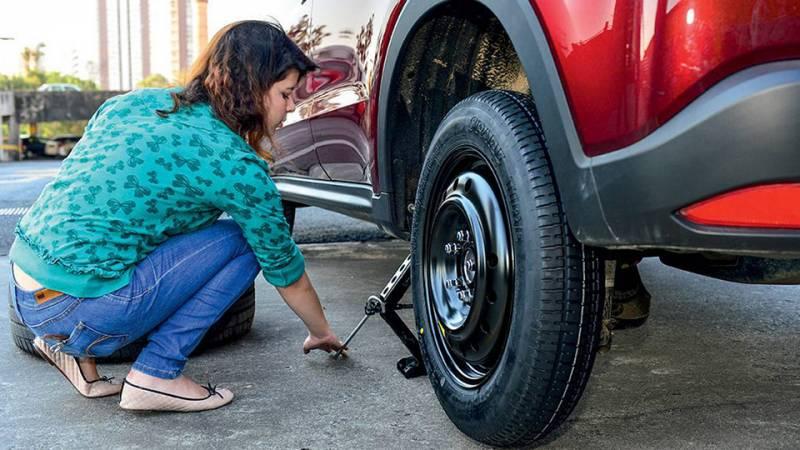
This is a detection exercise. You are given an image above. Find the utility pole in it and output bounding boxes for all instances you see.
[126,0,133,90]
[98,0,109,89]
[117,0,123,89]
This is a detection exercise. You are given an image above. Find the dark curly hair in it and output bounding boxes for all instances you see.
[156,20,317,161]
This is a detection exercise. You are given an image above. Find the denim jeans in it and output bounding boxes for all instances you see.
[11,220,260,379]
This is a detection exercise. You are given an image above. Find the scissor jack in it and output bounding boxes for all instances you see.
[333,254,426,379]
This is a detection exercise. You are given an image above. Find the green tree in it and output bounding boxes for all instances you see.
[0,73,28,90]
[0,71,97,91]
[0,43,97,90]
[137,73,172,88]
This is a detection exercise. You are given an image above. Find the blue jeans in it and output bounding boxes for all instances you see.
[11,220,260,379]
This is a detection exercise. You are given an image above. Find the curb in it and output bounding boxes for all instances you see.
[298,239,409,258]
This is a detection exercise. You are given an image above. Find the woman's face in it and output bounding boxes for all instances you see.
[263,69,300,133]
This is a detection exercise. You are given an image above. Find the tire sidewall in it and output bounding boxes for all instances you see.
[412,99,553,432]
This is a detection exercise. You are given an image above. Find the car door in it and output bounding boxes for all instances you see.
[306,0,399,185]
[271,0,330,180]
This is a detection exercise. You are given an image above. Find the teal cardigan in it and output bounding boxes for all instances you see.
[10,88,304,297]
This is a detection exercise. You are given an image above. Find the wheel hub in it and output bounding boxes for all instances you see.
[426,169,512,383]
[431,203,478,331]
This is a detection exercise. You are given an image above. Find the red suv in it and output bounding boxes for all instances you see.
[269,1,800,446]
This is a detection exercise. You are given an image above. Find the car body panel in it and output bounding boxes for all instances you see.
[306,0,404,191]
[375,0,609,242]
[531,0,800,156]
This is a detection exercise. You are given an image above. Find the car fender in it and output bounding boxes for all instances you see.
[377,0,613,244]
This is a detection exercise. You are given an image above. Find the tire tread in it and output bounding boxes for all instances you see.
[412,90,603,447]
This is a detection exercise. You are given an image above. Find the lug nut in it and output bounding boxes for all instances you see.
[445,278,465,289]
[456,230,470,242]
[444,242,462,255]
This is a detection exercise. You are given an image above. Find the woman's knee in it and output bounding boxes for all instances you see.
[213,218,245,236]
[238,250,260,277]
[212,220,252,254]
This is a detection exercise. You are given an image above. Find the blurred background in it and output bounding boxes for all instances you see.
[0,0,301,139]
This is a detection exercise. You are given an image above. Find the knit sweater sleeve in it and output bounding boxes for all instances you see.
[206,150,305,287]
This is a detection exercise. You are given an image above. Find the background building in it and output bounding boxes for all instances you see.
[97,0,151,90]
[97,0,208,90]
[171,0,209,83]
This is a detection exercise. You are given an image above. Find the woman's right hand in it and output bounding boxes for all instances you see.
[275,272,346,354]
[303,331,346,354]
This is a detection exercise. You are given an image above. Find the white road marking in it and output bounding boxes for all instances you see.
[0,207,29,216]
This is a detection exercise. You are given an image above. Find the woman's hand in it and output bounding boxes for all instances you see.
[303,331,346,354]
[275,272,346,355]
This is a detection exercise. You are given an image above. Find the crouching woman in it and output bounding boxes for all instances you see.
[9,20,342,412]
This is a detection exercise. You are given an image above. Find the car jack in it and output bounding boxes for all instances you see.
[333,254,426,379]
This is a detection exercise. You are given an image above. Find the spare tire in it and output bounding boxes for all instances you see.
[8,283,256,362]
[411,90,604,447]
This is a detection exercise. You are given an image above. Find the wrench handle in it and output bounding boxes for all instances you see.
[333,313,370,359]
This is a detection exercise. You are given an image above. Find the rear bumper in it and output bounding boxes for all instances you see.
[588,60,800,257]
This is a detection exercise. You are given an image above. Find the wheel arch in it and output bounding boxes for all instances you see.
[377,0,613,243]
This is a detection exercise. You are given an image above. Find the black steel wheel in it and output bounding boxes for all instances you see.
[424,158,513,387]
[411,90,604,447]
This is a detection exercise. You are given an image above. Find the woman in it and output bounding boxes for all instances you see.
[9,20,343,412]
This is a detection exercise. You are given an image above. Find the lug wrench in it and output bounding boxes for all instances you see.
[333,295,383,359]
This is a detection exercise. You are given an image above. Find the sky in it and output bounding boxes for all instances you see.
[0,0,101,77]
[0,0,301,81]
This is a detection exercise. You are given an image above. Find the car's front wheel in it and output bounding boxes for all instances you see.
[411,90,603,447]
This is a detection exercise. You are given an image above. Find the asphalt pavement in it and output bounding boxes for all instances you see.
[2,159,799,448]
[1,241,799,448]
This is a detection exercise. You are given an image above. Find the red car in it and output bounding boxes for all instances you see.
[268,1,800,446]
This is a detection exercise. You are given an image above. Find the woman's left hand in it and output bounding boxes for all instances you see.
[303,331,346,354]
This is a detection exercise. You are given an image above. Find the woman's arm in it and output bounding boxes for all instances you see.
[206,151,342,352]
[276,271,344,353]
